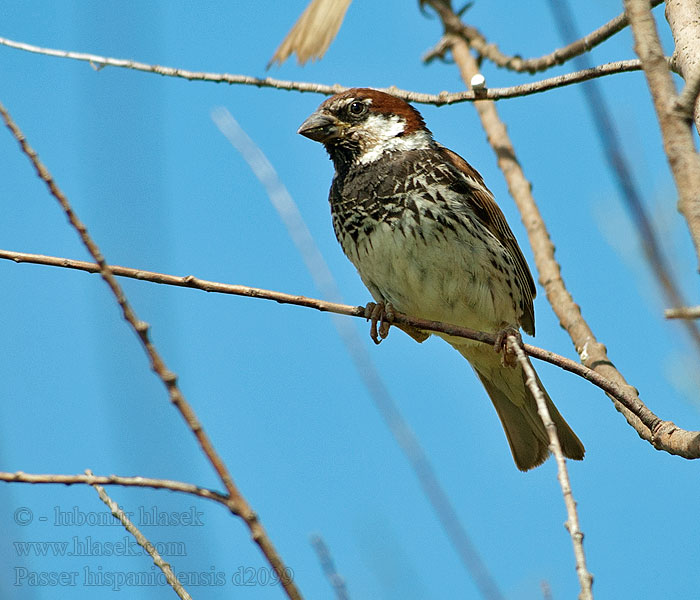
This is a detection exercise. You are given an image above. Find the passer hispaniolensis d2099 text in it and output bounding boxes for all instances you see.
[298,88,584,471]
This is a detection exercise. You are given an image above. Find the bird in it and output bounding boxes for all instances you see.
[297,87,584,471]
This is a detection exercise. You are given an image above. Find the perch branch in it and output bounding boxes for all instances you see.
[2,247,699,459]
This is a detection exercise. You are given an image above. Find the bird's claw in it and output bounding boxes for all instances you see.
[364,301,393,345]
[494,326,521,368]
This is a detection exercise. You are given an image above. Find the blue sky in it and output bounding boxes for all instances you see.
[1,2,698,599]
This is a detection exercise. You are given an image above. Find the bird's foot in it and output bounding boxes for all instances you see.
[494,326,521,367]
[364,301,394,345]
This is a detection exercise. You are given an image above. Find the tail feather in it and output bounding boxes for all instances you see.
[475,371,550,470]
[456,344,585,471]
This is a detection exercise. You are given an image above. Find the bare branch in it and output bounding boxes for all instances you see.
[0,36,648,104]
[548,0,700,356]
[665,306,700,319]
[3,247,700,460]
[86,470,193,600]
[423,0,700,461]
[666,0,700,133]
[0,102,301,600]
[624,0,700,269]
[507,337,593,600]
[449,0,664,73]
[434,59,648,101]
[0,35,344,94]
[0,471,232,508]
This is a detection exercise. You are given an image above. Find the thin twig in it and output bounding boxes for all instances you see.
[624,0,700,269]
[0,102,301,600]
[310,535,350,600]
[85,470,193,600]
[3,247,700,459]
[547,0,700,355]
[429,59,647,101]
[665,306,700,319]
[0,34,344,93]
[0,471,232,509]
[423,0,700,460]
[450,0,664,73]
[0,35,648,104]
[212,108,505,600]
[506,338,593,600]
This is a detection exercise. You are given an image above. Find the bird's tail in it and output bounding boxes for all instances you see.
[454,343,585,471]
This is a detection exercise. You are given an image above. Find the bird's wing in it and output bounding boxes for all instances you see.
[436,144,537,335]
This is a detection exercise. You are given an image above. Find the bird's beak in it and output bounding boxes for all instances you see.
[297,111,340,143]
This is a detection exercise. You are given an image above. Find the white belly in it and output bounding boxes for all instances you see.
[341,216,519,334]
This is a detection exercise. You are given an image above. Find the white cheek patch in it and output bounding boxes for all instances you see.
[356,115,432,164]
[363,113,406,140]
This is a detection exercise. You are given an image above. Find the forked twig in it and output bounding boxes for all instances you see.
[0,101,301,600]
[85,470,193,600]
[450,0,664,73]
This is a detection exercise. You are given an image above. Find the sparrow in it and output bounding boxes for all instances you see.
[298,88,584,471]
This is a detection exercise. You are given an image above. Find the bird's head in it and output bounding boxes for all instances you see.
[298,88,433,169]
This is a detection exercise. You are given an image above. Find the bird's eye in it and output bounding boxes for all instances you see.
[348,101,367,117]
